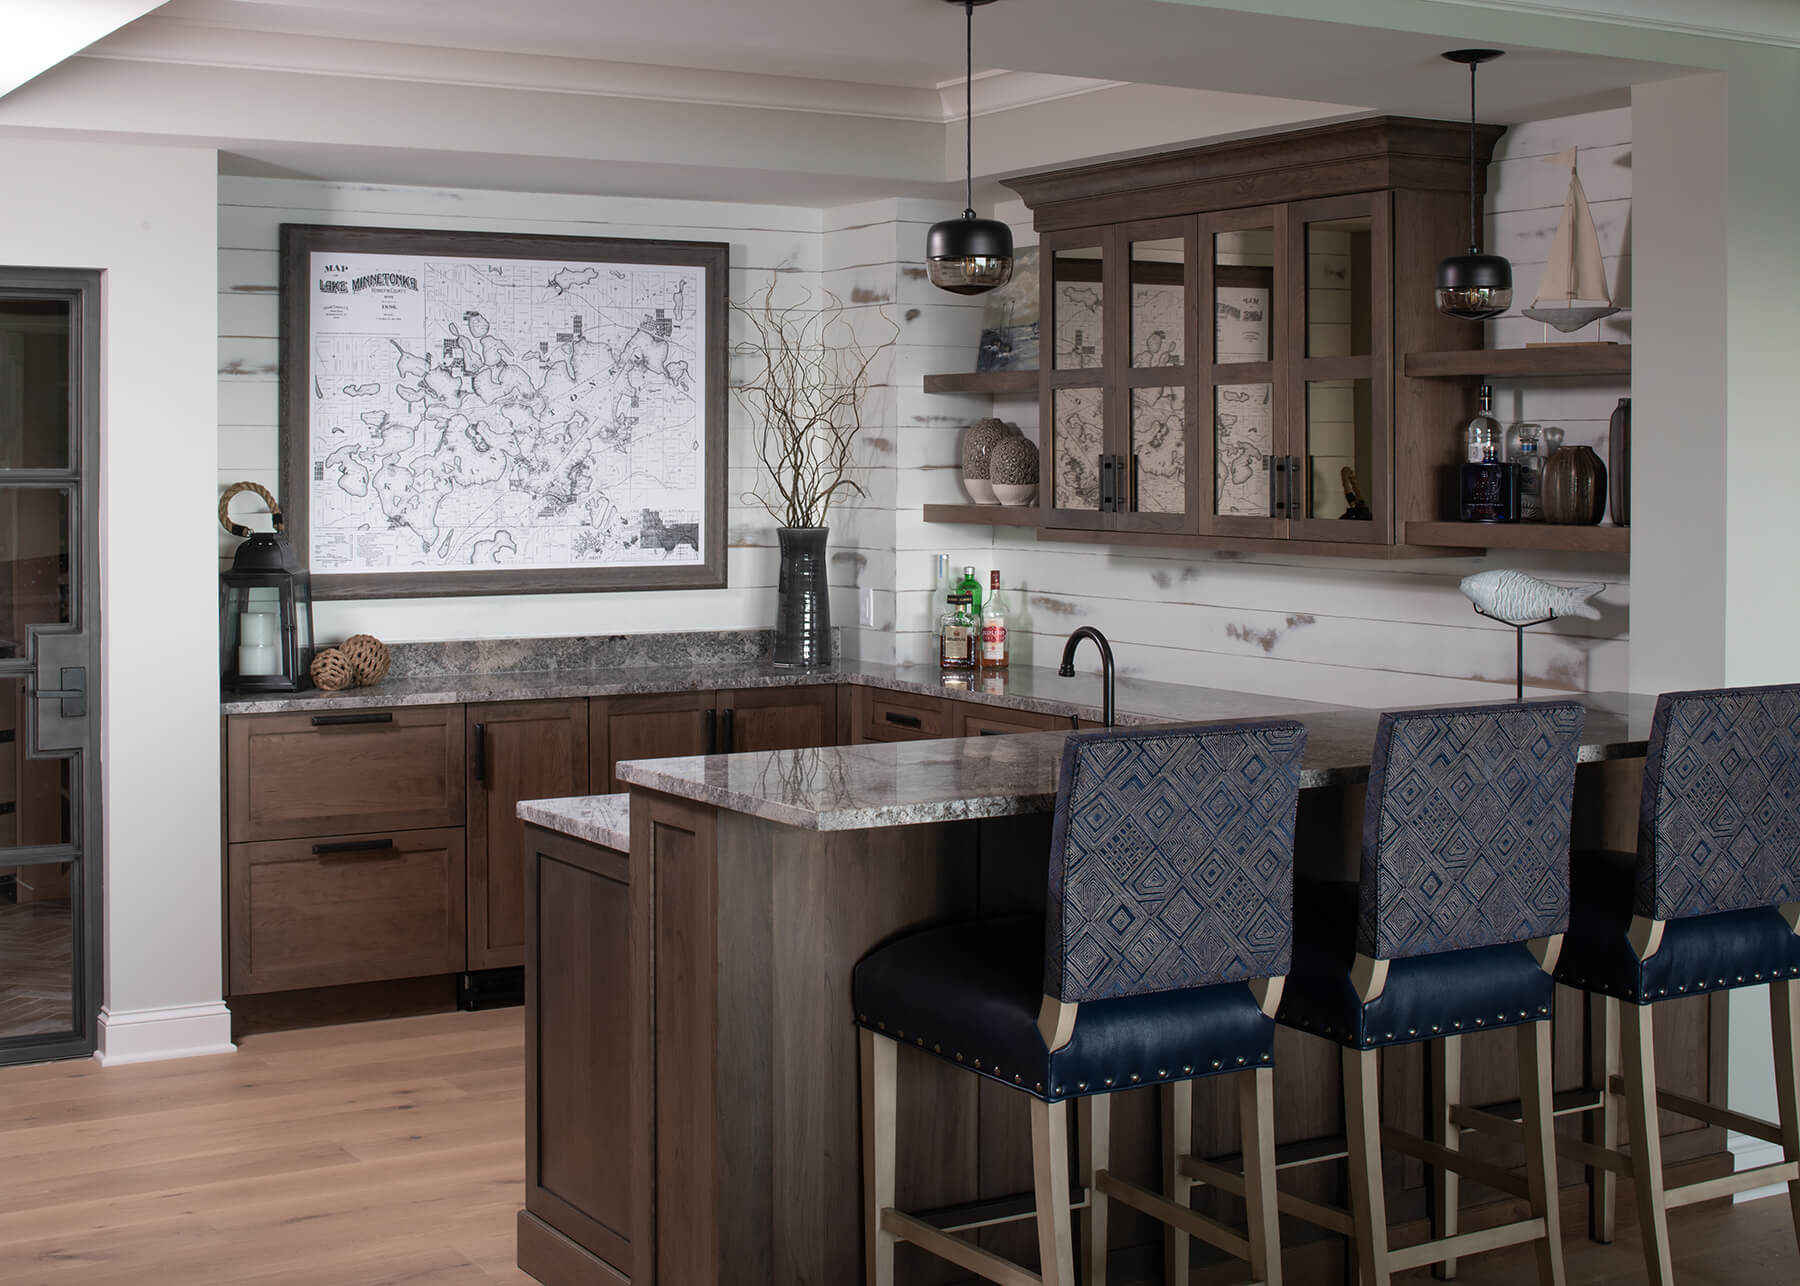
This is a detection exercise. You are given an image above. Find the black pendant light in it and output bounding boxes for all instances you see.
[927,0,1013,295]
[1435,49,1512,321]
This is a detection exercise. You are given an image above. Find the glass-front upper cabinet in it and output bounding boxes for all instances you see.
[1286,193,1391,543]
[1197,207,1285,538]
[1040,222,1196,533]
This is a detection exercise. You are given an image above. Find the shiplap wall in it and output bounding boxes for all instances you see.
[882,106,1632,705]
[218,177,836,645]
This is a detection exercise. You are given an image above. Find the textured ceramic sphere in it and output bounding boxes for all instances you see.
[960,418,1019,480]
[1541,445,1608,525]
[989,434,1039,486]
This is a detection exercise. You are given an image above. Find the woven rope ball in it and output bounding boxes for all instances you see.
[309,648,354,692]
[339,634,391,687]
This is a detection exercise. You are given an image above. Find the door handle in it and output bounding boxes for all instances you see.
[29,666,85,719]
[1266,455,1287,519]
[473,722,487,788]
[883,711,922,729]
[703,708,717,755]
[719,707,735,755]
[312,838,398,859]
[311,711,393,727]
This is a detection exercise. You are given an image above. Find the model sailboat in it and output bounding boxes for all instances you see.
[1522,146,1620,338]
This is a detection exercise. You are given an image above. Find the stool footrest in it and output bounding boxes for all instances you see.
[1664,1161,1800,1210]
[1604,1075,1786,1146]
[881,1208,1044,1286]
[1387,1217,1548,1273]
[1095,1169,1250,1262]
[1179,1154,1357,1237]
[1453,1088,1605,1128]
[1381,1126,1530,1200]
[913,1188,1089,1235]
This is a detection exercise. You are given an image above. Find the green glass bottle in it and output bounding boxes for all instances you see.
[958,565,984,614]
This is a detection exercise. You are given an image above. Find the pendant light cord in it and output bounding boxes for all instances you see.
[963,0,975,219]
[1467,59,1478,254]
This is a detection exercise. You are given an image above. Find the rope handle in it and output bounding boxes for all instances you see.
[219,481,284,538]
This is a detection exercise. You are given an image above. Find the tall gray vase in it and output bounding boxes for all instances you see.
[773,526,831,669]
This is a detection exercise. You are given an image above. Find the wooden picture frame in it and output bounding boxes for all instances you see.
[279,223,728,599]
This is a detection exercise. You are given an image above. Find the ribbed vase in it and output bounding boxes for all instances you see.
[1541,446,1608,526]
[773,527,831,669]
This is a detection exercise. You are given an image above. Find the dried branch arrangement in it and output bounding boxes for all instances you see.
[731,279,898,529]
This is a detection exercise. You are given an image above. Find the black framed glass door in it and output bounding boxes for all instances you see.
[0,268,101,1064]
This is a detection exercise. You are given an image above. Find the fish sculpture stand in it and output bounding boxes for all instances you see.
[1459,570,1606,701]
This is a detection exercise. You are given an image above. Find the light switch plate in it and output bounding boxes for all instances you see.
[859,588,876,627]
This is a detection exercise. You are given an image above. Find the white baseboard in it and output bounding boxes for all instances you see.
[1728,1131,1790,1204]
[95,1002,236,1066]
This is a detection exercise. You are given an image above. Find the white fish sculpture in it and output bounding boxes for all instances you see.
[1459,570,1604,625]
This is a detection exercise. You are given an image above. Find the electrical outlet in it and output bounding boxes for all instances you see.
[859,588,876,627]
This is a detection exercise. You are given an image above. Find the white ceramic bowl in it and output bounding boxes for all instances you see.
[993,482,1038,507]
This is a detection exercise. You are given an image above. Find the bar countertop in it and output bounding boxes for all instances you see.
[611,690,1658,832]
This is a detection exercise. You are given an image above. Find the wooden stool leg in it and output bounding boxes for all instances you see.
[1033,1098,1077,1286]
[860,1029,898,1286]
[1240,1067,1282,1286]
[1518,1020,1568,1286]
[1343,1047,1391,1286]
[1430,1035,1462,1280]
[1771,980,1800,1257]
[1619,1003,1674,1286]
[1162,1080,1193,1286]
[1586,993,1621,1243]
[1079,1094,1111,1286]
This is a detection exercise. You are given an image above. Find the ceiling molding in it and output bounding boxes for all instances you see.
[938,69,1129,121]
[1423,0,1800,49]
[0,0,165,99]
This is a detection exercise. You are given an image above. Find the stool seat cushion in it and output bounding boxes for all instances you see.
[1276,879,1554,1049]
[1555,848,1800,1004]
[853,915,1274,1102]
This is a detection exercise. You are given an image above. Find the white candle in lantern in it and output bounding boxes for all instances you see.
[239,611,277,646]
[238,643,280,676]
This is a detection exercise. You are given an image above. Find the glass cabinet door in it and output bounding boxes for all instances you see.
[1039,233,1111,528]
[1118,222,1193,531]
[1286,193,1390,542]
[1197,208,1285,537]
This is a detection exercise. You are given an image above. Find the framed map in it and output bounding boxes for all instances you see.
[279,224,727,599]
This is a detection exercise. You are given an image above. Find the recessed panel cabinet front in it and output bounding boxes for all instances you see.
[226,828,466,995]
[467,701,589,971]
[226,707,465,842]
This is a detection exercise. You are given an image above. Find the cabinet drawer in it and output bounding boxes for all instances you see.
[227,706,465,842]
[954,704,1075,737]
[861,688,950,742]
[226,828,466,995]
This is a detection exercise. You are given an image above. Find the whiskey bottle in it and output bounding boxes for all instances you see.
[939,593,977,670]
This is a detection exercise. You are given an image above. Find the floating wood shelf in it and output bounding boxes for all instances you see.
[921,503,1043,528]
[921,370,1040,395]
[1404,346,1632,379]
[1405,521,1630,554]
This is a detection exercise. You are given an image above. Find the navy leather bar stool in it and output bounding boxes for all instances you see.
[1265,700,1584,1286]
[854,721,1307,1286]
[1554,683,1800,1285]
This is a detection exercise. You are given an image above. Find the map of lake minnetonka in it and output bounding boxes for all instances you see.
[307,251,706,575]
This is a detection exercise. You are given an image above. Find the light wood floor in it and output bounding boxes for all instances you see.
[0,1007,1794,1285]
[0,1009,532,1285]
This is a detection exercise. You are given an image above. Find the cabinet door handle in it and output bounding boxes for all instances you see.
[311,711,393,727]
[312,838,397,858]
[473,722,487,788]
[978,727,1007,736]
[703,708,717,755]
[720,707,735,754]
[884,711,922,729]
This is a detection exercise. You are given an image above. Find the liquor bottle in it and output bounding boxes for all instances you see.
[981,570,1009,670]
[1459,384,1518,522]
[931,553,952,647]
[1505,422,1544,520]
[938,593,977,670]
[958,565,984,614]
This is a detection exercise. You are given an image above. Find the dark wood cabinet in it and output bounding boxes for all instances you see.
[953,702,1073,737]
[467,701,589,971]
[854,685,951,743]
[590,692,715,795]
[713,685,837,755]
[518,821,643,1286]
[226,706,465,842]
[226,827,466,995]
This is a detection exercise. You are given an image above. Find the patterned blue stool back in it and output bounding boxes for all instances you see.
[1356,701,1586,961]
[1634,684,1800,922]
[1044,721,1307,1004]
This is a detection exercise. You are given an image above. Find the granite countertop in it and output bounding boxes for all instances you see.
[219,656,1341,728]
[518,794,630,850]
[611,691,1658,832]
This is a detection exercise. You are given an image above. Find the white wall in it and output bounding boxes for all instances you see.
[218,177,828,646]
[878,107,1633,706]
[0,135,226,1063]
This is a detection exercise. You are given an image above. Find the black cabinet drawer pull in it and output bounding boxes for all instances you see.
[720,707,735,754]
[312,838,398,857]
[473,722,487,788]
[883,711,923,729]
[978,727,1007,736]
[703,708,717,755]
[311,711,394,727]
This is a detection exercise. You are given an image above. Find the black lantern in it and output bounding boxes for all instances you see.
[927,0,1014,296]
[218,482,314,693]
[1435,49,1514,321]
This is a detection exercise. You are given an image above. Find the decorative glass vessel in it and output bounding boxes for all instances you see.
[1541,446,1608,525]
[1506,421,1544,520]
[773,527,831,668]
